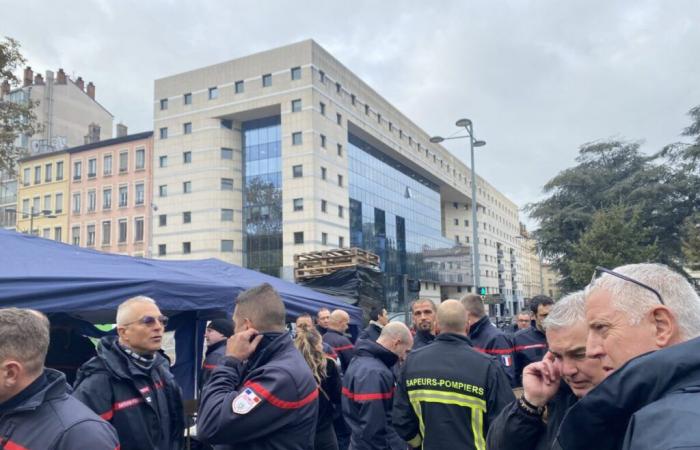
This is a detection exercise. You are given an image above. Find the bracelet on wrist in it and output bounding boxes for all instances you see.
[519,396,546,416]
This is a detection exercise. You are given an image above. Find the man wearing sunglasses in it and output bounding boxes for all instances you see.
[554,263,700,450]
[73,296,184,450]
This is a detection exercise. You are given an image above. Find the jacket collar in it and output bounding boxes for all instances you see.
[246,332,291,372]
[0,368,67,415]
[435,332,473,346]
[354,339,398,368]
[415,329,435,342]
[206,339,227,356]
[96,335,167,380]
[469,316,491,338]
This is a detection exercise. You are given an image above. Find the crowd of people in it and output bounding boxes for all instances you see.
[1,262,700,449]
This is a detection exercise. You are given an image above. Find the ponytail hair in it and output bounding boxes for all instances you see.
[294,325,327,384]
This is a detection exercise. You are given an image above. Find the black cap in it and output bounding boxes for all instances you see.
[207,318,233,338]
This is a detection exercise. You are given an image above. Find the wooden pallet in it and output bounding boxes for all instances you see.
[294,247,380,281]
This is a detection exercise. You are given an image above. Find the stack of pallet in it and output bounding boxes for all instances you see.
[294,248,380,281]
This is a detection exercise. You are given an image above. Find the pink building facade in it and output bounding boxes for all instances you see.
[67,132,154,256]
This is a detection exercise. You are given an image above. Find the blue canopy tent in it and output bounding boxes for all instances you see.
[0,229,361,398]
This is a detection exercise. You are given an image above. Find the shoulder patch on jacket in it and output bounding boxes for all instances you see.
[232,387,262,414]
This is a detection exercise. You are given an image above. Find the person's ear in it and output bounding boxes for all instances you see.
[651,306,677,348]
[2,361,22,387]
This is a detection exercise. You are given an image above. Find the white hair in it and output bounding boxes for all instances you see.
[379,322,412,343]
[586,263,700,340]
[116,296,157,325]
[543,291,585,331]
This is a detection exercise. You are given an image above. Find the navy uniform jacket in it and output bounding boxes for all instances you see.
[554,335,700,450]
[200,339,227,390]
[197,331,319,450]
[469,316,516,387]
[412,330,435,350]
[513,326,548,387]
[342,339,405,450]
[0,368,119,450]
[323,329,355,373]
[393,333,514,450]
[73,336,185,450]
[357,322,382,342]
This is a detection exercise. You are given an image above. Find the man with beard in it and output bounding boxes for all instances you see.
[410,299,436,350]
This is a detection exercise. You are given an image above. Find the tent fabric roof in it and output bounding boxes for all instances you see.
[0,229,362,324]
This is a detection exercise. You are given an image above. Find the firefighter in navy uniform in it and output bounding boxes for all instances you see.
[197,283,319,450]
[393,300,514,450]
[199,318,234,390]
[322,309,355,373]
[513,295,553,387]
[461,294,516,387]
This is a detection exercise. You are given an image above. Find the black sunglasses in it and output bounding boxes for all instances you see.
[123,315,169,327]
[590,266,665,305]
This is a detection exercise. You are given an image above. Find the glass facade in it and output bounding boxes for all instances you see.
[348,133,455,311]
[242,116,282,277]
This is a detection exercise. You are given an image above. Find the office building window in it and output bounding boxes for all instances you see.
[338,205,344,218]
[159,214,167,226]
[365,104,370,115]
[54,226,62,242]
[262,74,272,87]
[73,161,82,180]
[34,166,41,184]
[338,236,344,248]
[319,70,325,82]
[135,149,145,170]
[88,159,96,178]
[159,155,168,167]
[321,199,327,213]
[221,119,233,129]
[221,240,234,252]
[221,148,233,159]
[72,226,80,245]
[102,221,111,245]
[183,122,192,134]
[134,217,144,242]
[87,225,95,246]
[42,195,51,213]
[55,193,63,214]
[119,151,128,172]
[322,232,328,245]
[337,144,343,157]
[104,154,113,175]
[183,242,191,254]
[158,244,166,256]
[22,168,30,186]
[118,220,127,243]
[135,183,144,205]
[184,93,192,104]
[294,232,304,245]
[159,185,167,197]
[103,188,112,209]
[292,165,303,178]
[208,86,219,99]
[183,211,191,223]
[56,161,64,181]
[22,199,29,218]
[320,134,326,148]
[235,80,244,93]
[119,186,128,207]
[321,167,327,180]
[183,181,192,193]
[33,197,40,215]
[160,98,168,110]
[293,198,303,211]
[377,113,381,124]
[221,178,234,191]
[338,174,343,187]
[291,99,302,112]
[292,132,302,145]
[42,228,50,239]
[319,102,325,115]
[454,218,459,226]
[336,113,342,125]
[351,94,356,105]
[87,190,96,212]
[72,193,81,214]
[45,163,52,182]
[291,66,301,80]
[183,151,192,164]
[336,82,341,94]
[159,127,168,139]
[221,209,233,221]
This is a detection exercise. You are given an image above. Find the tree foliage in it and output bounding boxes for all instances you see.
[527,105,700,292]
[0,37,40,175]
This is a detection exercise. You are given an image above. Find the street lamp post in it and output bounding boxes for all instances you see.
[431,118,486,294]
[6,207,56,235]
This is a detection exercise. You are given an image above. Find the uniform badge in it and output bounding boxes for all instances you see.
[501,355,513,367]
[232,388,262,414]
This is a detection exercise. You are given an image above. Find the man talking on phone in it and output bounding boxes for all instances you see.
[197,283,319,449]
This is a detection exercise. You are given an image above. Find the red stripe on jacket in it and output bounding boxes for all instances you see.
[342,386,395,401]
[473,347,514,355]
[333,344,354,352]
[514,344,547,351]
[1,439,30,450]
[243,381,319,409]
[99,381,165,421]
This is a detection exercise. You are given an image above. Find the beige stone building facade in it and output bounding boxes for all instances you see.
[153,40,525,314]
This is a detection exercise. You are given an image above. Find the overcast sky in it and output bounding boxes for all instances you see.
[6,0,700,228]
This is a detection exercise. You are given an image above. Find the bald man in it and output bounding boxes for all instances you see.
[393,300,514,450]
[323,309,355,373]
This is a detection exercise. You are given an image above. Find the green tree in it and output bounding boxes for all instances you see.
[681,213,700,270]
[0,37,40,174]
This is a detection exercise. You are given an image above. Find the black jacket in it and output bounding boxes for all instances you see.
[357,322,383,342]
[197,331,319,450]
[554,335,700,450]
[469,316,516,387]
[513,326,548,387]
[73,336,185,450]
[412,330,435,350]
[200,339,227,390]
[318,357,342,432]
[393,333,514,450]
[323,329,355,373]
[487,382,577,450]
[0,368,119,450]
[342,339,405,450]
